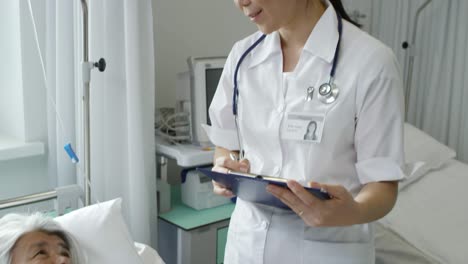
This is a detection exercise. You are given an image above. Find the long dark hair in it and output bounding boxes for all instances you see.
[329,0,361,28]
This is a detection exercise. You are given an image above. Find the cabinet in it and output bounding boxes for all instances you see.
[157,187,233,264]
[156,137,235,264]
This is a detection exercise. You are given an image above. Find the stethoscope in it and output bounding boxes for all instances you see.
[231,11,343,160]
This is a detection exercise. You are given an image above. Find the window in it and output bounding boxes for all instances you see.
[0,1,45,161]
[0,0,78,203]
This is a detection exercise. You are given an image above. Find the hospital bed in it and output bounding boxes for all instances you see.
[0,193,164,264]
[375,123,468,263]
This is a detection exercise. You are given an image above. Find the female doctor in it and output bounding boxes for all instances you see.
[203,0,405,263]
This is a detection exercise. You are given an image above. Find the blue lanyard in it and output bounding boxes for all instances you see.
[232,12,343,116]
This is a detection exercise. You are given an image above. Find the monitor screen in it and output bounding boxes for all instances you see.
[205,68,223,126]
[186,56,226,146]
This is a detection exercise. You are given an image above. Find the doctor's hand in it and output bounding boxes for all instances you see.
[211,155,250,198]
[266,180,362,227]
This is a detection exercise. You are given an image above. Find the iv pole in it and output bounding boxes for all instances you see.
[402,0,432,120]
[80,0,106,206]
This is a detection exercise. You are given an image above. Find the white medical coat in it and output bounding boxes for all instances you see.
[203,3,405,264]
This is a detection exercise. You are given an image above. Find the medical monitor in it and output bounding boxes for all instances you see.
[186,56,226,146]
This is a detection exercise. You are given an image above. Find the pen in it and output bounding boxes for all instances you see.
[229,153,239,161]
[229,150,245,161]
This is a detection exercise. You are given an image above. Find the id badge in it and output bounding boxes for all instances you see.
[283,112,325,143]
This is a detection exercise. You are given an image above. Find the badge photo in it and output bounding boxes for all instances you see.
[283,112,325,143]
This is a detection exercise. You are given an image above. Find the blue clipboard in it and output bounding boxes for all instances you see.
[197,167,331,210]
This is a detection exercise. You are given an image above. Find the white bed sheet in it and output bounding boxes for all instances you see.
[375,222,437,264]
[378,158,468,263]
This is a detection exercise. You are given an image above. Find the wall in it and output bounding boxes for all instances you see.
[0,156,49,200]
[0,155,51,218]
[19,0,48,143]
[152,0,256,108]
[0,1,25,138]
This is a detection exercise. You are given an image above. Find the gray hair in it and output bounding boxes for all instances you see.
[0,213,85,264]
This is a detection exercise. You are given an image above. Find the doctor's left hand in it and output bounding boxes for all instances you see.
[266,180,362,227]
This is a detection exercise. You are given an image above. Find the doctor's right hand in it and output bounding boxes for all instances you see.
[212,155,250,198]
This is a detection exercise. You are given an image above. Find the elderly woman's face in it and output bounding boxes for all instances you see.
[10,231,71,264]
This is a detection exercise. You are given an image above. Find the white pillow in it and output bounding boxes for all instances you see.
[55,198,143,264]
[134,242,165,264]
[401,123,456,189]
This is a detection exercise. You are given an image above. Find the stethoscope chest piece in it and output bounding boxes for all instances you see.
[318,82,339,104]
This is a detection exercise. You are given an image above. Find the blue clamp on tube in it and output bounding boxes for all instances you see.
[64,143,79,163]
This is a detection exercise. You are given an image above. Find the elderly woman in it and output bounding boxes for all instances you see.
[0,213,84,264]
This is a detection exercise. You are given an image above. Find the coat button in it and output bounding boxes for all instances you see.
[260,221,269,229]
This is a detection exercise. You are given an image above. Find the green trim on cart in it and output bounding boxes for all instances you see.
[158,185,235,231]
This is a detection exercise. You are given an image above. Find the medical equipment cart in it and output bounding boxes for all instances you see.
[156,136,235,264]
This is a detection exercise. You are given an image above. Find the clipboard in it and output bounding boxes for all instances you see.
[197,167,331,210]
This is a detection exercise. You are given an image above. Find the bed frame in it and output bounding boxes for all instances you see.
[0,185,83,216]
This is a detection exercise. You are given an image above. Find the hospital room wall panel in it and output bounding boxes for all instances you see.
[0,1,25,140]
[152,0,256,108]
[18,0,48,143]
[0,155,49,202]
